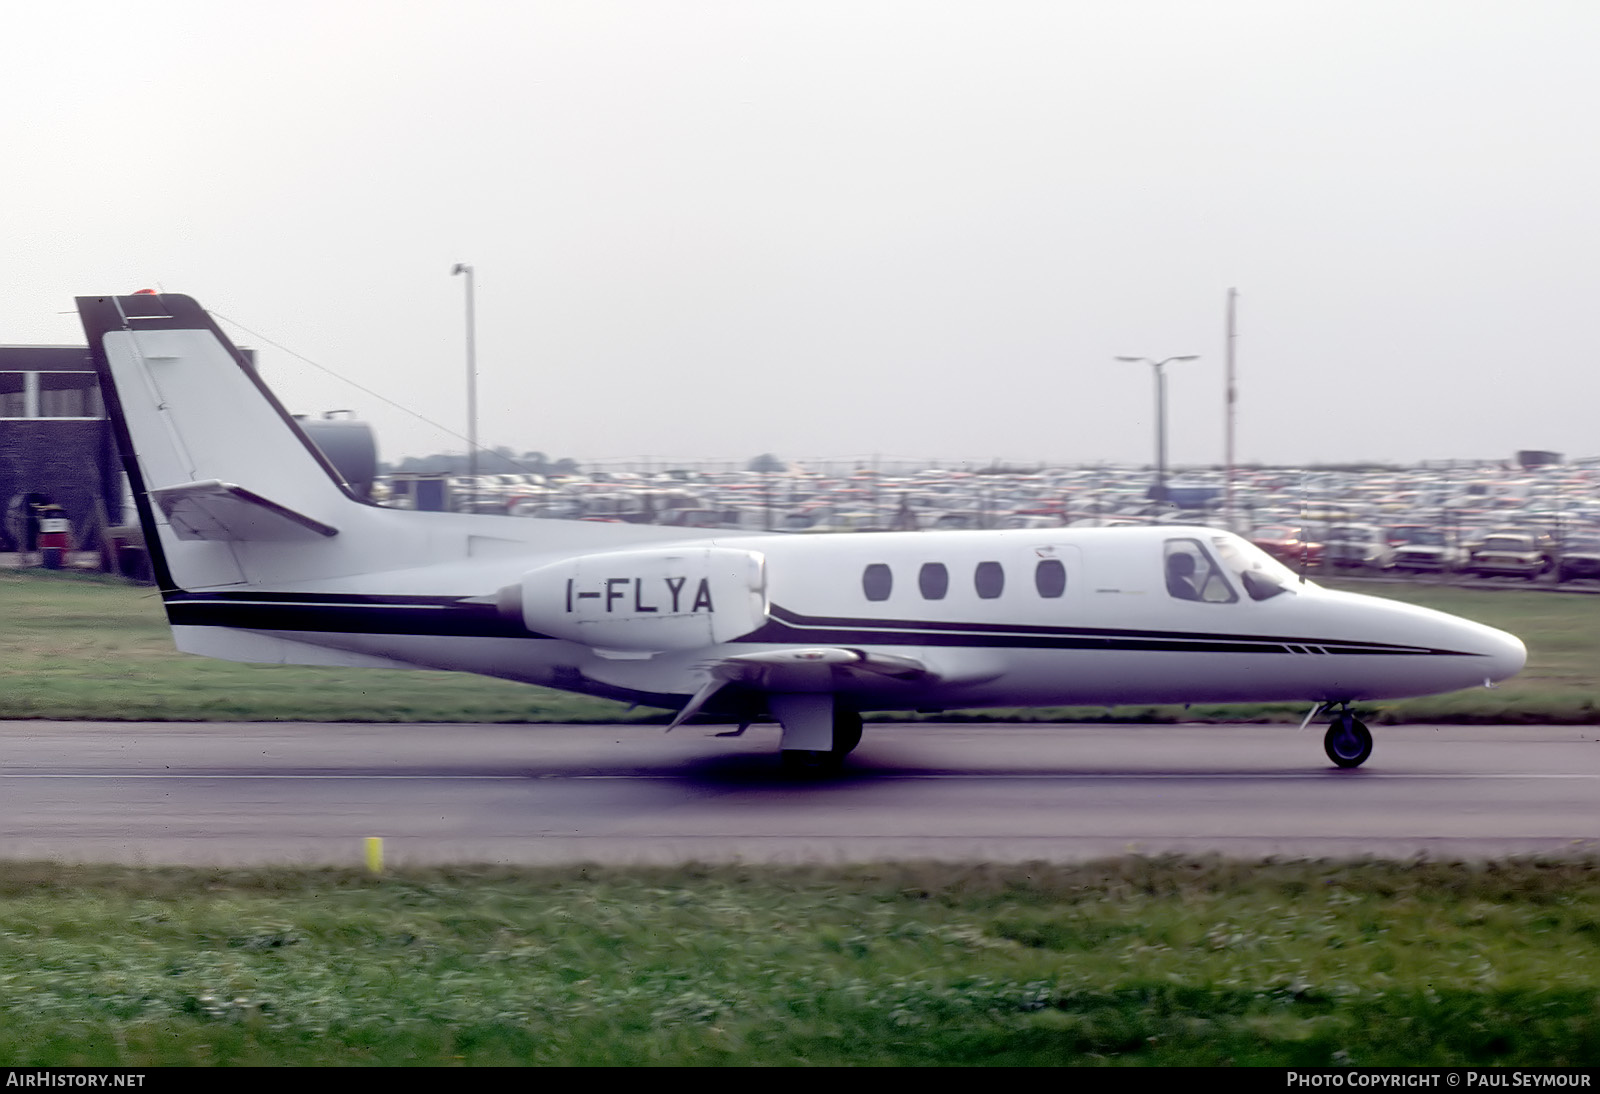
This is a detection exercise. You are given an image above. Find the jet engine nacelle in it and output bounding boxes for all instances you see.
[502,546,768,652]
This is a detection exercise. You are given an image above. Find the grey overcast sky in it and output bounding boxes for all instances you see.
[3,1,1598,468]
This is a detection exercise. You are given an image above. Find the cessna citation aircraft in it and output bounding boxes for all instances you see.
[79,292,1526,771]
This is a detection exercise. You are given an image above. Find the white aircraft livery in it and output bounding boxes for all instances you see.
[78,292,1527,770]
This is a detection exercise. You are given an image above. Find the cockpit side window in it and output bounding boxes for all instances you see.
[1163,538,1238,603]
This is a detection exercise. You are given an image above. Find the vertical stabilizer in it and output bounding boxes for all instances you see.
[78,293,361,591]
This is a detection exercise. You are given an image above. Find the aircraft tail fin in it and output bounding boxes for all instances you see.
[78,293,365,590]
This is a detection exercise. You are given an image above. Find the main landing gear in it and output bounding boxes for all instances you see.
[777,702,863,774]
[1322,704,1373,769]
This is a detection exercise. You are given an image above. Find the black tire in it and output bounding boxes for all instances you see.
[1324,714,1373,769]
[832,709,864,757]
[780,709,863,774]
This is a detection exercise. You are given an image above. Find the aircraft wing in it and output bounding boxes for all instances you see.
[715,646,929,683]
[664,647,930,730]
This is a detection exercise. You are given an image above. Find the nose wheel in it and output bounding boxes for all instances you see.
[1323,708,1373,768]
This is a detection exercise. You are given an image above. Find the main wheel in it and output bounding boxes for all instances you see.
[780,710,863,775]
[1323,713,1373,768]
[832,709,864,757]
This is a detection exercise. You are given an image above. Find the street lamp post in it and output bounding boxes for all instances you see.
[452,264,477,493]
[1115,354,1199,502]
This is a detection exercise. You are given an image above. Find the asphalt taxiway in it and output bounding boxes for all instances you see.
[2,721,1597,865]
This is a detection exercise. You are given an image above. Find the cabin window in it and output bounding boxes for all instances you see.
[862,563,893,602]
[918,562,949,600]
[1163,538,1238,603]
[1034,558,1066,598]
[974,561,1005,599]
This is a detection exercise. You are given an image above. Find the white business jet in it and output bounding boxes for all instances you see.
[78,293,1526,771]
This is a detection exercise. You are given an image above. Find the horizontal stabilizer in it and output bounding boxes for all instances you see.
[150,480,339,542]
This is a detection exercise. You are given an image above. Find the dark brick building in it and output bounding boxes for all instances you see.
[1,346,121,552]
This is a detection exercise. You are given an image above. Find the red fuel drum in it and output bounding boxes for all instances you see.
[37,514,71,569]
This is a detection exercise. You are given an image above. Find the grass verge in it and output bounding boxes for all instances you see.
[1,858,1597,1066]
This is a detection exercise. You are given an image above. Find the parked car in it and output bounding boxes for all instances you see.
[1250,525,1324,567]
[1556,536,1600,583]
[1323,523,1395,570]
[1388,527,1468,573]
[1465,531,1554,579]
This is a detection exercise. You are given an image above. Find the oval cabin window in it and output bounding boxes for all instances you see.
[974,561,1005,599]
[919,562,949,600]
[862,563,893,602]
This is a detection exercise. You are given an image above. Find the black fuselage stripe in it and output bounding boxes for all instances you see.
[742,620,1435,655]
[167,599,534,639]
[763,603,1429,651]
[161,596,1470,656]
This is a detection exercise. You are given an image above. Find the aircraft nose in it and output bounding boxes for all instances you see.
[1477,624,1527,684]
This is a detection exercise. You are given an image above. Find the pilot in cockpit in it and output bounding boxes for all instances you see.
[1166,551,1202,600]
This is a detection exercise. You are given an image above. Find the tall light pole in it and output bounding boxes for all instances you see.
[1115,354,1199,502]
[1224,289,1238,531]
[452,263,477,493]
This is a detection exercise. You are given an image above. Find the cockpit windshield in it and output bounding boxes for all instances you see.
[1164,533,1302,603]
[1209,533,1302,601]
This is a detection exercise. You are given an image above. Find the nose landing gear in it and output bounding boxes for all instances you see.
[1323,704,1373,768]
